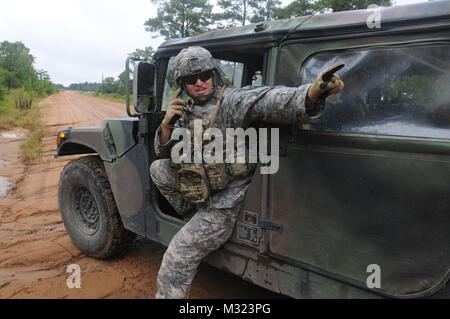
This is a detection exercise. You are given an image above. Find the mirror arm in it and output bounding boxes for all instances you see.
[126,56,141,117]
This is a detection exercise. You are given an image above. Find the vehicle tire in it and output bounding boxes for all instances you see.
[58,155,136,259]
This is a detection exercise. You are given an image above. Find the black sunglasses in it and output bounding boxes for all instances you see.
[183,71,213,85]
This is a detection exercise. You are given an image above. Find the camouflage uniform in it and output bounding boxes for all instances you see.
[150,47,325,299]
[150,83,324,298]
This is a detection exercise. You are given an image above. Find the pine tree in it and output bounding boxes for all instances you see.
[144,0,213,39]
[128,47,155,62]
[215,0,260,27]
[276,0,392,19]
[250,0,282,23]
[318,0,393,12]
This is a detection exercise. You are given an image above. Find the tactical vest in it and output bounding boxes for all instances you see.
[170,86,228,204]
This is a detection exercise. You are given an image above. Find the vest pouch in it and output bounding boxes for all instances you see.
[176,163,210,204]
[204,162,227,191]
[227,150,249,177]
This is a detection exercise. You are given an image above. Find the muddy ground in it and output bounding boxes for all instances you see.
[0,91,282,299]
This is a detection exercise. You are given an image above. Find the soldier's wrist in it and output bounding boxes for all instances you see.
[305,93,315,110]
[161,120,173,130]
[305,93,325,118]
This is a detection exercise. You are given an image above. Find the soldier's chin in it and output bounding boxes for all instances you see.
[196,96,209,101]
[193,92,211,101]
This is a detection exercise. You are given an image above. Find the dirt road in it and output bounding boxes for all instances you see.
[0,91,281,298]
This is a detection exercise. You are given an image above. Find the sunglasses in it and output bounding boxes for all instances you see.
[183,71,213,85]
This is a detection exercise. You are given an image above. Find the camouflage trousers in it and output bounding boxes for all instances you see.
[150,159,240,298]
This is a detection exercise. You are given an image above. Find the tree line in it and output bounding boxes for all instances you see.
[145,0,392,39]
[66,46,155,98]
[0,41,59,103]
[67,0,392,96]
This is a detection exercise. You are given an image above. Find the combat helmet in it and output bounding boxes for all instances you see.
[173,46,222,98]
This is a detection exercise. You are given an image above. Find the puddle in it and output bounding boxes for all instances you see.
[0,176,12,199]
[0,129,26,140]
[1,133,18,139]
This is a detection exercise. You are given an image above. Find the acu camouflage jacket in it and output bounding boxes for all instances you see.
[154,84,324,209]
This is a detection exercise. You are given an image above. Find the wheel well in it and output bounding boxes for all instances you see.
[58,142,97,156]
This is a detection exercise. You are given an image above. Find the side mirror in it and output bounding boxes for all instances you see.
[126,58,156,116]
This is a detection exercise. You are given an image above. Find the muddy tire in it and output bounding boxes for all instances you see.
[58,155,136,259]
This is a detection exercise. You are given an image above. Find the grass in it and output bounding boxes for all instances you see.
[81,91,126,104]
[0,89,46,163]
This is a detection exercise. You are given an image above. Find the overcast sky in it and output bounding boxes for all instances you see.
[0,0,429,87]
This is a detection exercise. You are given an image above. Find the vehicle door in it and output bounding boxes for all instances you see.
[268,34,450,297]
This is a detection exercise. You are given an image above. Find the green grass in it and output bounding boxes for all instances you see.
[81,91,126,104]
[0,89,46,163]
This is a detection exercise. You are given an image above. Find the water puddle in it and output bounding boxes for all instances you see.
[0,160,11,198]
[1,132,18,139]
[0,176,12,199]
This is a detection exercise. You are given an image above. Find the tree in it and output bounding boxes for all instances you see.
[144,0,213,39]
[275,0,315,19]
[36,69,50,81]
[117,70,129,96]
[0,41,58,98]
[215,0,261,27]
[67,82,100,92]
[0,71,5,101]
[0,41,37,90]
[128,46,155,62]
[317,0,392,12]
[250,0,282,23]
[102,77,118,94]
[276,0,392,19]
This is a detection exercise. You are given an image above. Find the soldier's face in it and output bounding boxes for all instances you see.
[184,73,213,101]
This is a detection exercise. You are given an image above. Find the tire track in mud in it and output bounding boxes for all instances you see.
[0,91,282,299]
[0,91,129,299]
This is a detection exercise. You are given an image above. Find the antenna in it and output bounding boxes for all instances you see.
[279,6,325,44]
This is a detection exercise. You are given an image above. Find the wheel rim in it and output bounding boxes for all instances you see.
[73,187,99,235]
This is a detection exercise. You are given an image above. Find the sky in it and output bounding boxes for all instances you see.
[0,0,430,87]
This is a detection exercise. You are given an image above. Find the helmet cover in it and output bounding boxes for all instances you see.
[173,46,218,86]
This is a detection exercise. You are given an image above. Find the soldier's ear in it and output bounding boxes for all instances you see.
[213,71,223,87]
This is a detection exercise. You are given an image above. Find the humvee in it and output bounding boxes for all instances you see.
[55,1,450,298]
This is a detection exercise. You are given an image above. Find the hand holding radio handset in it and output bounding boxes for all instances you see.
[162,88,192,129]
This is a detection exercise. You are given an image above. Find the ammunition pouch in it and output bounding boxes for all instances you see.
[227,163,249,176]
[226,150,249,177]
[170,161,228,204]
[171,162,210,204]
[204,162,227,190]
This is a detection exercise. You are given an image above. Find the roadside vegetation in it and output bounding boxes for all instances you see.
[0,41,59,162]
[81,91,126,104]
[64,0,393,104]
[66,46,154,104]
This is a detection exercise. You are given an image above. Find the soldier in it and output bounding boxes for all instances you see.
[150,46,344,298]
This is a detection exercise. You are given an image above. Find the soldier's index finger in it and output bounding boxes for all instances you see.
[171,102,185,109]
[172,99,187,106]
[172,88,182,100]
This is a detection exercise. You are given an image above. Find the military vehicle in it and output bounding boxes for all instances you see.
[55,1,450,298]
